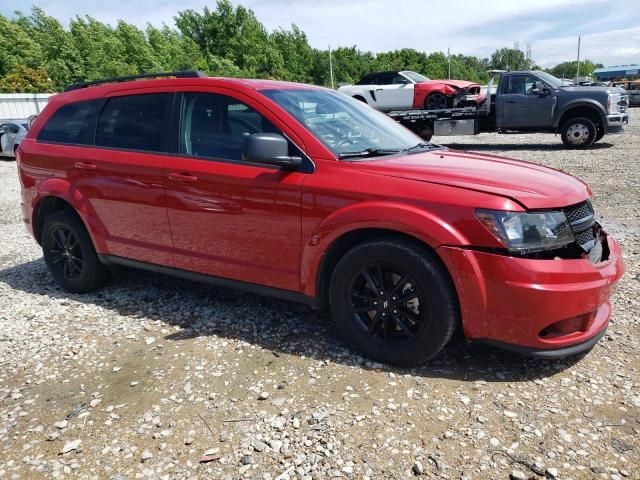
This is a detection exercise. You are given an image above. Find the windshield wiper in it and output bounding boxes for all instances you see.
[403,142,444,153]
[338,148,401,159]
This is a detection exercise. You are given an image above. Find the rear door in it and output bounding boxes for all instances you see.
[163,89,305,291]
[498,74,554,128]
[373,73,415,110]
[81,91,175,265]
[34,95,174,266]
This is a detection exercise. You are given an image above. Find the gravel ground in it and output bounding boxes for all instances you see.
[0,112,638,480]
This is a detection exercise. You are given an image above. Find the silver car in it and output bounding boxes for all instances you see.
[0,120,29,158]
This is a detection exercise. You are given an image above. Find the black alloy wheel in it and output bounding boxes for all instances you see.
[48,227,85,281]
[42,210,108,293]
[329,238,459,366]
[348,263,427,346]
[425,93,450,110]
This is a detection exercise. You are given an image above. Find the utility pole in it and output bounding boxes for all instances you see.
[328,45,335,89]
[447,48,451,79]
[576,34,581,81]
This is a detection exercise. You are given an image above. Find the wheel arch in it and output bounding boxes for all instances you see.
[302,200,469,310]
[31,179,105,249]
[555,101,605,130]
[313,227,453,312]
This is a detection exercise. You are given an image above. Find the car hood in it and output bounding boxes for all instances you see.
[351,149,590,209]
[561,86,626,94]
[419,79,478,89]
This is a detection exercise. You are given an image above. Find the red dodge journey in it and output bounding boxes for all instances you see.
[16,71,624,365]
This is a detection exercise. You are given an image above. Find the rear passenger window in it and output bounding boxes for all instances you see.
[38,100,100,145]
[95,93,170,152]
[180,93,279,161]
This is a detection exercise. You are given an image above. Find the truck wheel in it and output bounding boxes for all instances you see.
[425,93,450,110]
[329,239,458,366]
[42,210,108,293]
[594,127,605,143]
[560,117,597,149]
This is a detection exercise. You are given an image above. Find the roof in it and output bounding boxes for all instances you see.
[593,66,640,74]
[55,77,324,103]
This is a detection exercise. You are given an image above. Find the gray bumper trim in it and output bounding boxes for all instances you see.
[478,326,607,359]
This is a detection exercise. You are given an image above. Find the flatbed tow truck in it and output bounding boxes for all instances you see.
[387,70,629,149]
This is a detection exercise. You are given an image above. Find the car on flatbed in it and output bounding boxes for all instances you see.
[338,70,483,111]
[17,71,624,365]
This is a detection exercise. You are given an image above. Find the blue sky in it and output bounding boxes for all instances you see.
[3,0,639,67]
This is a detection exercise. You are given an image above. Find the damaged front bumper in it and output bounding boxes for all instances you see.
[437,231,624,359]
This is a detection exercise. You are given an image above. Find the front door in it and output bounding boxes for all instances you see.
[498,75,554,128]
[164,91,304,291]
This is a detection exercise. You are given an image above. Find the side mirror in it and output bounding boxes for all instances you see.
[533,81,549,95]
[243,133,302,170]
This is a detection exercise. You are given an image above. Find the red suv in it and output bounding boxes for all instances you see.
[17,71,624,366]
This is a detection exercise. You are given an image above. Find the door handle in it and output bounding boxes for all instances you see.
[168,172,198,183]
[375,88,383,91]
[74,162,96,170]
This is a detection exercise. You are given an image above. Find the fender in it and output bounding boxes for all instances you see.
[32,177,108,252]
[553,99,606,129]
[300,200,470,298]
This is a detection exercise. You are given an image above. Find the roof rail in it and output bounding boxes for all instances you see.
[64,70,207,92]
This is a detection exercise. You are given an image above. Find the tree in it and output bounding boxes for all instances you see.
[489,47,532,71]
[0,14,43,78]
[547,60,604,79]
[0,64,53,92]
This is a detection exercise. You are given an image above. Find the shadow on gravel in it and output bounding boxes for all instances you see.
[440,142,615,152]
[0,258,585,383]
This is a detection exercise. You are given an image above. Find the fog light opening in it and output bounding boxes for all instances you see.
[538,312,596,339]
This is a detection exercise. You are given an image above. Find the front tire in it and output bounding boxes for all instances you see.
[42,210,108,293]
[560,117,597,149]
[594,127,605,143]
[424,93,450,110]
[329,239,458,366]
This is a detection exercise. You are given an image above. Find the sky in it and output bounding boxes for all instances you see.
[3,0,639,68]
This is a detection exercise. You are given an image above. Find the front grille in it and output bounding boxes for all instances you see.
[563,200,597,251]
[620,95,628,113]
[564,200,593,223]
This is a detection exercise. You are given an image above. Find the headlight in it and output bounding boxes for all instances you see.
[476,209,574,253]
[608,94,621,114]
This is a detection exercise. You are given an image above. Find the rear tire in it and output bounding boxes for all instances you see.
[560,117,597,149]
[42,210,108,293]
[329,239,458,366]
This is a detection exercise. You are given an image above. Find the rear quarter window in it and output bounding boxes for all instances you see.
[37,100,101,145]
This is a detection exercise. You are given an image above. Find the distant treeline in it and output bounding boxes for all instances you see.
[0,1,604,93]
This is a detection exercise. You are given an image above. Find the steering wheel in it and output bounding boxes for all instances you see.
[229,117,259,135]
[335,136,360,148]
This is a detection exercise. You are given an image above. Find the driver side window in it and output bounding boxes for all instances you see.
[505,76,538,95]
[179,93,279,161]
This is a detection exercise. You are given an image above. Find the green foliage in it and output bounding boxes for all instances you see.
[489,48,533,71]
[1,3,591,94]
[0,64,53,92]
[546,60,604,78]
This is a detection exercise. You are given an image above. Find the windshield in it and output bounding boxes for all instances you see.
[261,88,424,158]
[401,71,429,83]
[534,71,563,88]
